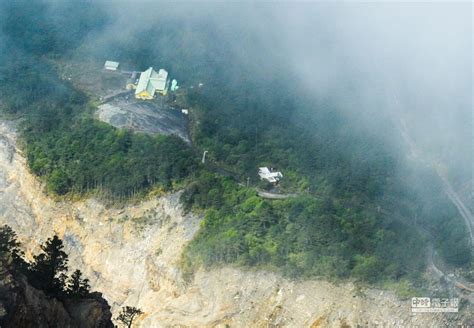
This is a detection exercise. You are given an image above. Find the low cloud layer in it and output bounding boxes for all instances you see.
[87,2,470,166]
[2,1,472,179]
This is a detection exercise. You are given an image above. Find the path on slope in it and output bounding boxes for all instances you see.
[0,119,454,328]
[399,118,474,246]
[256,189,298,200]
[437,172,474,246]
[398,117,474,301]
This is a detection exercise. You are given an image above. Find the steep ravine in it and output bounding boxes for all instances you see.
[0,121,467,327]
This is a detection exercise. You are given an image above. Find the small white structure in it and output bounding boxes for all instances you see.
[170,79,179,91]
[258,167,283,184]
[181,109,189,115]
[135,67,169,99]
[104,60,120,71]
[202,150,208,164]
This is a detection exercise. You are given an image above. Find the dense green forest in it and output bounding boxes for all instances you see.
[180,173,427,282]
[0,0,471,284]
[0,0,196,198]
[0,54,195,197]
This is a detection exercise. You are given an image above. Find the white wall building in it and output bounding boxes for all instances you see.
[135,67,169,99]
[104,60,120,71]
[258,167,283,183]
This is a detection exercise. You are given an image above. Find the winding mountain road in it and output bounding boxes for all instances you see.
[256,189,298,200]
[437,172,474,246]
[398,117,474,300]
[399,118,474,245]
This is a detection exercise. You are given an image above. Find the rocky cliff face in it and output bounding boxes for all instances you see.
[0,256,113,328]
[0,120,470,327]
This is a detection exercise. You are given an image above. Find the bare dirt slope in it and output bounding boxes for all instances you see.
[55,60,190,142]
[0,121,468,327]
[96,96,189,142]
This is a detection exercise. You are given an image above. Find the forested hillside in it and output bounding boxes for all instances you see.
[0,0,470,285]
[0,1,195,197]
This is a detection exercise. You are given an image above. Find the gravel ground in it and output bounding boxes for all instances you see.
[96,95,190,142]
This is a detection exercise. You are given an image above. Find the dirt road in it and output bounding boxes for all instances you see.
[256,189,298,200]
[438,172,474,246]
[399,117,474,246]
[398,117,474,303]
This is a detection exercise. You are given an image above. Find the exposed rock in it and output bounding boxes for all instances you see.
[0,256,113,328]
[96,96,190,142]
[0,120,472,327]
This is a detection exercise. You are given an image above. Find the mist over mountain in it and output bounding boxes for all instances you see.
[2,1,470,166]
[0,1,472,325]
[68,1,471,176]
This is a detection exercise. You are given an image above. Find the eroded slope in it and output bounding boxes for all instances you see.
[0,121,466,327]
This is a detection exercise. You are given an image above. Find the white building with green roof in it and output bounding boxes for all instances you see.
[135,67,169,99]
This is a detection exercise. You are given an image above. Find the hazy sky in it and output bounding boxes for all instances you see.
[2,1,472,180]
[89,1,471,168]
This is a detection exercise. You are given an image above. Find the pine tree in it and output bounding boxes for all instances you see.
[0,225,26,273]
[116,306,143,328]
[66,269,91,298]
[29,235,68,295]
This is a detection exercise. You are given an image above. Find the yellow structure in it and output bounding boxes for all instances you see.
[135,67,169,99]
